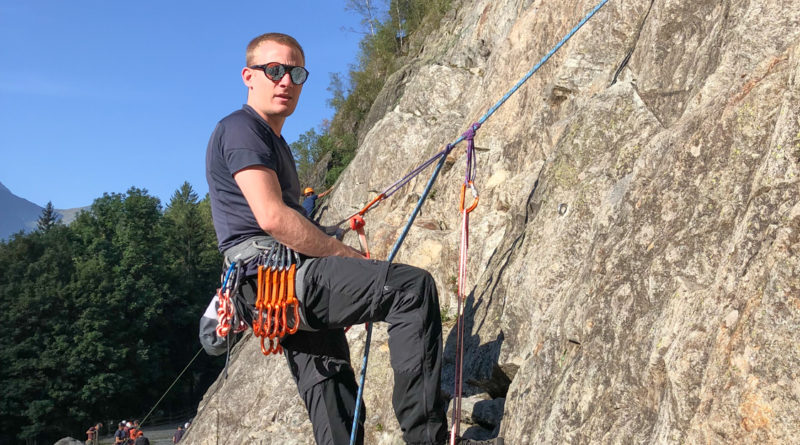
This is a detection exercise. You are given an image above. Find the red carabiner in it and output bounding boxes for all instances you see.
[350,215,371,258]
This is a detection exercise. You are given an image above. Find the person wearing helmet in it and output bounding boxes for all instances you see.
[113,423,127,445]
[204,32,446,445]
[301,185,333,218]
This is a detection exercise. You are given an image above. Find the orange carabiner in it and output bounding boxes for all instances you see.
[459,182,479,213]
[256,266,265,308]
[278,264,291,337]
[253,307,263,336]
[260,336,270,355]
[261,336,282,355]
[268,268,283,338]
[286,263,300,335]
[253,267,264,335]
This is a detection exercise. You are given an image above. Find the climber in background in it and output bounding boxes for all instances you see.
[301,185,333,219]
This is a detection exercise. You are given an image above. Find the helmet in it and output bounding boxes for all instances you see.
[303,187,314,195]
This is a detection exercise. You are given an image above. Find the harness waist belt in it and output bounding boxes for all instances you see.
[223,235,276,267]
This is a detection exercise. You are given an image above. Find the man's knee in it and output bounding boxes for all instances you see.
[389,264,437,297]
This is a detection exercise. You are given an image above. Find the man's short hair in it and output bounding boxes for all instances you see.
[246,33,305,66]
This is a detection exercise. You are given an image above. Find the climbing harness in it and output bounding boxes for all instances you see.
[344,1,610,443]
[206,238,305,379]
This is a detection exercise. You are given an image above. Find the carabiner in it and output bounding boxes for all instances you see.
[459,181,479,213]
[285,263,300,335]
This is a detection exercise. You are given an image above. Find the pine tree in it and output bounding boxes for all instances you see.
[36,201,60,232]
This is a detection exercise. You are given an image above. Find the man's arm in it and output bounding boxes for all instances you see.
[317,186,334,199]
[234,166,363,258]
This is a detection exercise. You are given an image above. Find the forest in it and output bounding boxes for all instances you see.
[0,184,222,444]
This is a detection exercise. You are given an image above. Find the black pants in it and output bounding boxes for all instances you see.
[245,257,447,445]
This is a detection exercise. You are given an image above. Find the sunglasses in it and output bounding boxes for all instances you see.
[249,62,309,85]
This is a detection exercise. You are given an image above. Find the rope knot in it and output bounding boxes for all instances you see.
[461,122,482,141]
[350,215,366,231]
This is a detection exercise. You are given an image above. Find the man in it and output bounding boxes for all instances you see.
[113,423,127,445]
[128,419,140,443]
[85,422,102,445]
[301,185,332,218]
[172,424,184,444]
[133,430,149,445]
[205,33,446,445]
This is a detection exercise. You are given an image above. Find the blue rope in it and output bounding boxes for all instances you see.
[447,0,609,150]
[348,1,609,442]
[350,151,451,445]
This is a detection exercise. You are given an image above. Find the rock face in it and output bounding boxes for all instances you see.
[183,0,800,443]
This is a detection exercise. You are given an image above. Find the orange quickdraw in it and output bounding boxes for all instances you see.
[253,250,300,355]
[459,181,479,213]
[253,266,265,336]
[285,263,300,335]
[252,246,301,356]
[267,266,281,339]
[359,193,385,216]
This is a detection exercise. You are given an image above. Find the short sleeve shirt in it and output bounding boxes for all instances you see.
[302,194,318,216]
[205,105,304,252]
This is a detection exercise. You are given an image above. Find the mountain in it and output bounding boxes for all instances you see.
[0,181,45,239]
[183,1,800,444]
[0,181,87,240]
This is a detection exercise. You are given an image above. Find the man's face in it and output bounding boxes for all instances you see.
[244,41,304,122]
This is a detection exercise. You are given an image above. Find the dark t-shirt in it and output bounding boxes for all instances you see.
[205,105,304,252]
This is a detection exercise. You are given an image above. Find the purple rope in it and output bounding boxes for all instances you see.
[382,143,456,199]
[462,123,480,184]
[385,121,480,200]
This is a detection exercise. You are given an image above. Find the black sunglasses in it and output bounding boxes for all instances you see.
[249,62,309,85]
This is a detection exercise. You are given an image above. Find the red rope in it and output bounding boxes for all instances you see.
[450,125,481,445]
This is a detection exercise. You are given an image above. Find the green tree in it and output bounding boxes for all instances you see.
[162,183,222,407]
[345,0,385,36]
[0,185,224,443]
[37,201,61,232]
[292,127,324,187]
[68,189,170,429]
[0,223,81,442]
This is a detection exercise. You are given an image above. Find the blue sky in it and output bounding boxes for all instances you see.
[0,1,370,209]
